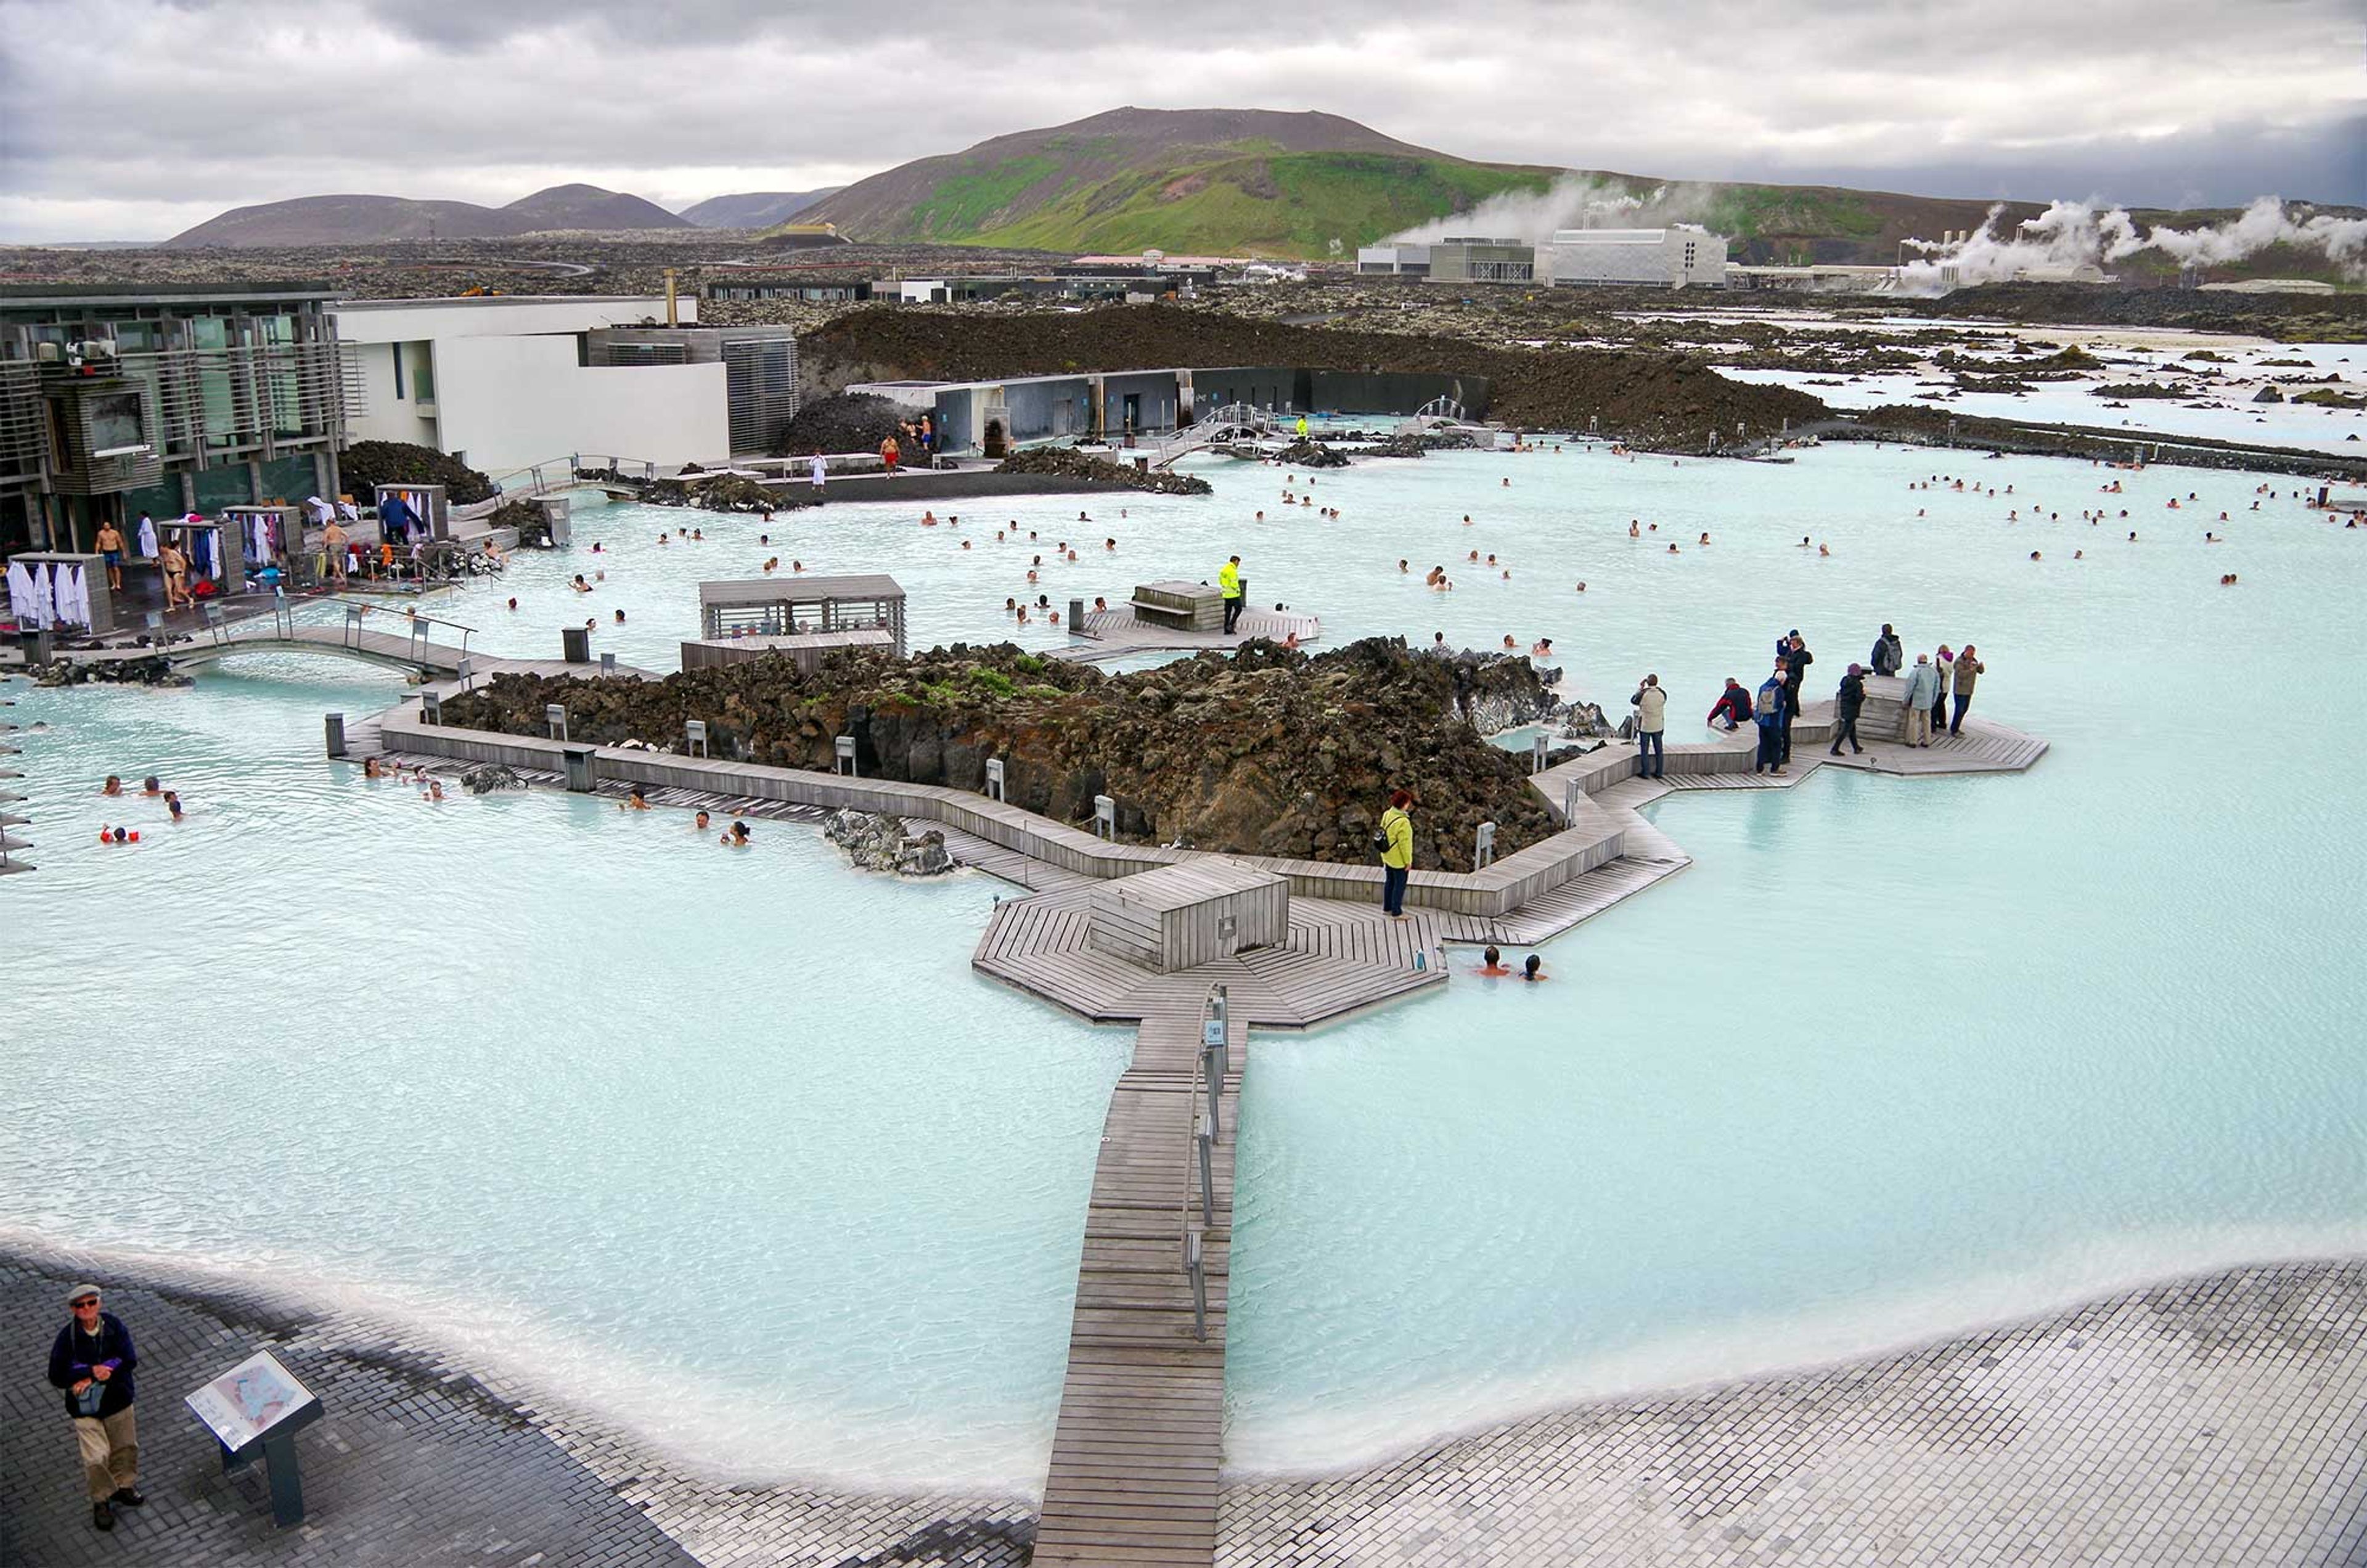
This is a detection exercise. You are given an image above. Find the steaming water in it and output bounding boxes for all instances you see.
[6,436,2365,1488]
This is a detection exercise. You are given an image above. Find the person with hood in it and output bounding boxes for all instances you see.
[1378,789,1415,918]
[1902,653,1940,746]
[1870,624,1904,677]
[1828,663,1868,755]
[1781,631,1812,761]
[1630,673,1668,778]
[1753,664,1789,775]
[1707,677,1752,730]
[1950,645,1985,734]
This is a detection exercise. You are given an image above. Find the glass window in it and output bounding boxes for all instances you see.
[87,390,144,452]
[411,343,435,403]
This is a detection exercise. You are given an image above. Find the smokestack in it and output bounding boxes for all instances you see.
[663,268,679,327]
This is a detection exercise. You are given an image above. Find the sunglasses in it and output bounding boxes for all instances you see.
[71,1298,99,1308]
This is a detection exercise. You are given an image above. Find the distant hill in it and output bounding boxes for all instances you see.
[788,106,2292,267]
[166,184,690,247]
[789,107,1563,257]
[501,183,689,232]
[676,189,844,229]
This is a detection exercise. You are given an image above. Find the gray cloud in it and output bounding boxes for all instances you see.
[2,0,2360,240]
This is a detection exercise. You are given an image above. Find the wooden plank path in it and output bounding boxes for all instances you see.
[1033,1002,1245,1567]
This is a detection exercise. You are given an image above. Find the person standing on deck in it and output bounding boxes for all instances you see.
[1902,653,1940,746]
[94,520,126,592]
[1219,554,1243,634]
[810,452,827,492]
[1631,674,1668,778]
[1931,646,1955,741]
[1379,790,1414,918]
[48,1284,142,1532]
[879,434,899,473]
[1870,624,1904,677]
[1782,631,1813,761]
[1829,663,1868,756]
[322,513,349,586]
[1950,645,1984,734]
[1754,665,1789,775]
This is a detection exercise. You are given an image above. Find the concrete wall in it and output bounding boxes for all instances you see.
[331,296,690,345]
[430,336,727,472]
[349,340,440,449]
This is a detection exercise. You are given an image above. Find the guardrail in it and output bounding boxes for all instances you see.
[1179,982,1231,1342]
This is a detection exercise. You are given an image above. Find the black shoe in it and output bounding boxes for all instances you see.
[112,1487,144,1507]
[1827,748,1841,756]
[92,1501,115,1531]
[1852,746,1864,754]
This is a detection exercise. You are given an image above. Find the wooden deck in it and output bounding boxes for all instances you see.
[1061,604,1323,663]
[974,883,1445,1029]
[1032,1003,1244,1567]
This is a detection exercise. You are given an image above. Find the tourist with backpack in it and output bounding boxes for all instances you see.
[1753,665,1788,775]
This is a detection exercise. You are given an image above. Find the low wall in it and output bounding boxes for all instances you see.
[378,705,1623,917]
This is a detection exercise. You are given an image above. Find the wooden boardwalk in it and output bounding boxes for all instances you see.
[1033,1002,1245,1567]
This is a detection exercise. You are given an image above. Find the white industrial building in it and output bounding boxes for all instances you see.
[1547,226,1728,289]
[1355,244,1432,277]
[332,296,732,473]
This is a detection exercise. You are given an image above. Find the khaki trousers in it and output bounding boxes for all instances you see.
[73,1405,138,1501]
[1902,705,1932,746]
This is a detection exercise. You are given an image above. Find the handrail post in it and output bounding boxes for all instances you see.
[1185,1228,1208,1342]
[1195,1113,1215,1229]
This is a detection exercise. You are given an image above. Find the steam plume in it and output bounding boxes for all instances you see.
[1899,196,2367,293]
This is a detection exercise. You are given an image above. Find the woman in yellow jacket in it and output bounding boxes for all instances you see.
[1380,789,1414,918]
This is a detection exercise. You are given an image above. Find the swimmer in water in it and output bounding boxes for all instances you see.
[364,757,383,779]
[695,810,711,831]
[1531,637,1553,658]
[1699,533,1711,545]
[614,609,626,623]
[1667,542,1678,553]
[573,574,592,592]
[142,776,161,797]
[1093,596,1108,613]
[508,597,519,610]
[1477,945,1513,977]
[1521,954,1546,982]
[1574,581,1587,592]
[165,791,183,821]
[1399,559,1410,573]
[1629,520,1640,537]
[101,775,123,796]
[425,779,444,802]
[722,821,751,847]
[1502,634,1518,650]
[622,787,650,812]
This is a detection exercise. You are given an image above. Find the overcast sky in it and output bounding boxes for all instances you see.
[2,0,2360,242]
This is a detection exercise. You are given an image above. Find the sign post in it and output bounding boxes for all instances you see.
[185,1350,324,1528]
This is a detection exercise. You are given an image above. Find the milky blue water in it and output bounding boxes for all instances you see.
[6,436,2364,1490]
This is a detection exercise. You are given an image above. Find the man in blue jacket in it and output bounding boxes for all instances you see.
[1753,664,1789,775]
[47,1283,144,1531]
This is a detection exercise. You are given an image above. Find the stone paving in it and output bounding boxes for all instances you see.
[1217,1260,2367,1568]
[0,1248,1028,1568]
[9,1246,2362,1566]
